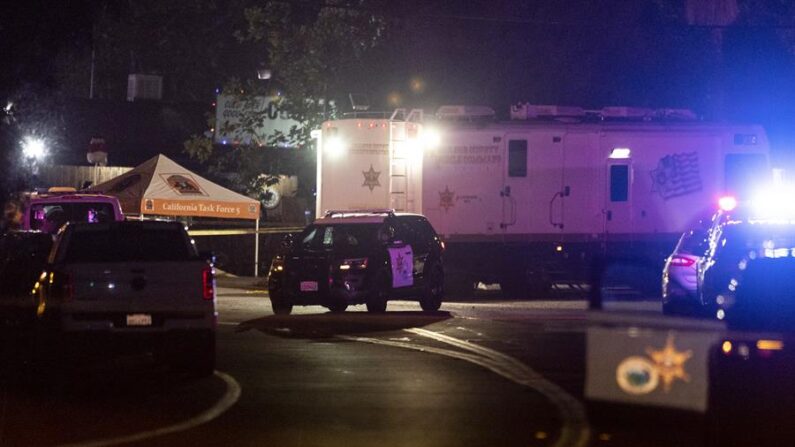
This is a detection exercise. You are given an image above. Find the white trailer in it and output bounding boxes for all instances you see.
[316,104,771,297]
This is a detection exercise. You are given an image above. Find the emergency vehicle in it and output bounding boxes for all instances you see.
[19,188,124,234]
[314,104,771,296]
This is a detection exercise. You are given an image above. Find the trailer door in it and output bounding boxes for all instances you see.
[502,133,564,234]
[605,156,633,236]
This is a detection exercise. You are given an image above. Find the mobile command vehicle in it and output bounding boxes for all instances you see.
[315,104,770,297]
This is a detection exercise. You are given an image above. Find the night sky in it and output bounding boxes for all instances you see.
[4,1,795,165]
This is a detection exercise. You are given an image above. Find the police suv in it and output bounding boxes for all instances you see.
[268,210,445,314]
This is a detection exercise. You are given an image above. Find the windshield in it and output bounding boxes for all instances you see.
[61,225,195,263]
[299,223,383,252]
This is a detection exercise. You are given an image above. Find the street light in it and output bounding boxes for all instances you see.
[22,136,47,161]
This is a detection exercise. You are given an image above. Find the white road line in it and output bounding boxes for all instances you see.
[406,328,590,447]
[341,330,590,447]
[58,371,242,447]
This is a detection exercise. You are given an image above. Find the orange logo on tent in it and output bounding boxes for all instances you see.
[162,174,207,196]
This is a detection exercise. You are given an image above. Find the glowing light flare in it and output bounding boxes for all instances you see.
[718,196,737,211]
[420,128,441,150]
[751,186,795,218]
[325,136,347,158]
[756,339,784,351]
[722,341,733,355]
[609,147,631,159]
[22,137,47,160]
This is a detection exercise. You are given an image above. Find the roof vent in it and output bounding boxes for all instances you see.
[511,103,585,120]
[436,105,496,121]
[599,106,654,119]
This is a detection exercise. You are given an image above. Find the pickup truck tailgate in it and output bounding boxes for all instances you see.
[64,261,208,311]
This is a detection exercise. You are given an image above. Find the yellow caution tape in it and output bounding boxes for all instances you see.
[188,227,304,236]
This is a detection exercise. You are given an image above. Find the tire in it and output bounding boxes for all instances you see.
[367,272,390,313]
[269,288,293,315]
[420,265,444,312]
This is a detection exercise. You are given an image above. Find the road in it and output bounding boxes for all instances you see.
[0,286,792,447]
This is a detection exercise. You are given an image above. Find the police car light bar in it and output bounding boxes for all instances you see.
[718,196,738,211]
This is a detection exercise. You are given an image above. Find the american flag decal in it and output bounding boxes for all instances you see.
[650,152,702,200]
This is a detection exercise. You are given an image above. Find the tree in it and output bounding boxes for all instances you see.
[183,0,389,212]
[54,0,260,102]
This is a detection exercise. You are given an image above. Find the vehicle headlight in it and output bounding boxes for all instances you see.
[270,258,285,273]
[339,257,368,271]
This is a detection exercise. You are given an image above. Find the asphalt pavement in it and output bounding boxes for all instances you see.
[1,282,792,447]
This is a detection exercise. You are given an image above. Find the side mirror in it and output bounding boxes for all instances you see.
[282,234,295,249]
[199,251,215,264]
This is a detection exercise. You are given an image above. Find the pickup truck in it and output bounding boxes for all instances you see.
[34,220,216,376]
[0,231,53,329]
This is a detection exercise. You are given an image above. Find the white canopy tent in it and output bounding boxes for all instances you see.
[89,154,264,275]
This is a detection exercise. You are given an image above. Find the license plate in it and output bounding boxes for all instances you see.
[300,281,318,292]
[126,313,152,327]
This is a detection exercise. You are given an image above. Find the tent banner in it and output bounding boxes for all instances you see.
[142,198,260,220]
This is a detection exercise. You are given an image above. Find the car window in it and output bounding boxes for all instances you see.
[30,202,115,232]
[300,224,383,251]
[61,225,194,263]
[678,229,707,255]
[720,224,795,261]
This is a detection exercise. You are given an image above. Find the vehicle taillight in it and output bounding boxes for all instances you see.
[669,255,695,267]
[52,271,73,301]
[202,266,215,300]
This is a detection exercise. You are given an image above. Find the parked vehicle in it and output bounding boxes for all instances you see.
[268,210,444,314]
[19,188,124,234]
[33,220,216,376]
[0,231,53,328]
[662,228,708,315]
[697,190,795,322]
[315,105,771,297]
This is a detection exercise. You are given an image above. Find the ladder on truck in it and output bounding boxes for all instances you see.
[388,109,423,213]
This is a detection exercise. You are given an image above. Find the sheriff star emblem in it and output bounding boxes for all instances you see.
[645,334,693,392]
[362,164,381,192]
[439,186,455,212]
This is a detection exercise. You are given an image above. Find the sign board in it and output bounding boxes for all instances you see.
[214,95,300,147]
[585,325,720,412]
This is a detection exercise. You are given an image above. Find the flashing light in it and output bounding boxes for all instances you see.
[751,186,795,218]
[721,340,733,355]
[22,137,47,160]
[325,136,347,158]
[420,128,441,150]
[718,196,737,211]
[609,147,631,159]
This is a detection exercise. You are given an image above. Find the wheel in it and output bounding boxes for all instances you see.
[327,301,348,313]
[420,265,444,312]
[367,272,389,313]
[269,288,293,315]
